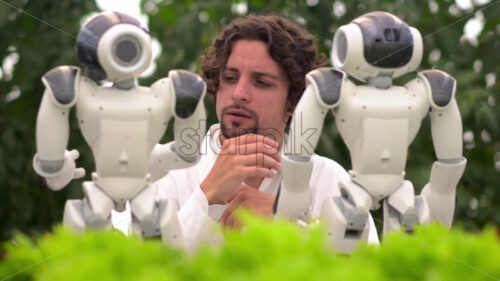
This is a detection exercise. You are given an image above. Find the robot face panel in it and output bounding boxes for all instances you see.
[97,24,152,83]
[354,12,413,68]
[332,11,423,82]
[334,32,348,65]
[112,34,142,67]
[76,11,152,82]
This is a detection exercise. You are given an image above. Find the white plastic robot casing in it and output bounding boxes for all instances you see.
[97,24,152,83]
[332,13,423,82]
[33,11,207,247]
[277,11,467,253]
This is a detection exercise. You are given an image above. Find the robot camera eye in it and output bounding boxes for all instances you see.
[112,35,142,67]
[384,28,401,42]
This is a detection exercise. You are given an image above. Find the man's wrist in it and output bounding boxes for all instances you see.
[200,182,216,205]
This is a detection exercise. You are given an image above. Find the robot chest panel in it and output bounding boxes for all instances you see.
[342,86,413,118]
[334,87,424,172]
[76,87,169,144]
[81,87,166,117]
[335,86,426,135]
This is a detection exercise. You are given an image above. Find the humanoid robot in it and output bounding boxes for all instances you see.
[32,12,207,246]
[274,11,467,253]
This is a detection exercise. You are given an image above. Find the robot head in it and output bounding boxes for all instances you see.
[332,11,423,82]
[76,11,152,83]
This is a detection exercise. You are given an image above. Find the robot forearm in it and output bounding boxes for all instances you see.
[430,99,463,159]
[274,156,313,219]
[150,99,206,182]
[286,87,327,159]
[285,68,344,159]
[169,69,207,160]
[172,99,206,161]
[421,158,467,228]
[151,97,206,182]
[276,68,345,219]
[274,80,325,219]
[35,66,79,162]
[35,90,70,165]
[33,66,85,190]
[417,69,467,228]
[148,70,207,182]
[148,142,201,182]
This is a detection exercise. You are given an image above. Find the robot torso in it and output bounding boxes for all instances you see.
[333,80,430,200]
[76,76,172,203]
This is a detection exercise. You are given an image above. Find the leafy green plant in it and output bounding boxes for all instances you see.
[1,214,499,281]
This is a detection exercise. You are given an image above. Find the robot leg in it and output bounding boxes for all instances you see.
[383,180,430,234]
[63,181,113,232]
[320,180,372,254]
[130,183,184,247]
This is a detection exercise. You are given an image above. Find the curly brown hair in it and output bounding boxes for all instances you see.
[201,14,325,108]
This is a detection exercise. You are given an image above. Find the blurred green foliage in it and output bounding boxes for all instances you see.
[1,215,499,280]
[0,0,498,242]
[0,0,99,241]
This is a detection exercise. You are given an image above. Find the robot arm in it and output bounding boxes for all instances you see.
[148,70,207,182]
[275,68,346,219]
[32,66,85,190]
[418,70,467,228]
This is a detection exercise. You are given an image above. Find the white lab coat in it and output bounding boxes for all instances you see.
[156,124,379,250]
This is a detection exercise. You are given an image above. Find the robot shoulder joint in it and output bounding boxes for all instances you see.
[306,68,345,107]
[169,70,207,118]
[42,66,81,107]
[418,69,456,109]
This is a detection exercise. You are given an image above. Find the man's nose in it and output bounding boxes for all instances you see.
[232,77,251,103]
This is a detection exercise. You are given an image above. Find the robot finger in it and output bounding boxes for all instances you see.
[73,168,86,179]
[45,178,66,191]
[68,149,80,160]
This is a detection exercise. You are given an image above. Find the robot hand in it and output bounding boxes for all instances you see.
[41,150,86,191]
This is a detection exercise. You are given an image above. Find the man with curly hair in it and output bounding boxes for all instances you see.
[156,15,378,248]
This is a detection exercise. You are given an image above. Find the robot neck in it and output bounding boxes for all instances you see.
[367,76,393,89]
[114,78,137,90]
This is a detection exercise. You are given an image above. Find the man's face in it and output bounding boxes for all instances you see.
[216,39,292,144]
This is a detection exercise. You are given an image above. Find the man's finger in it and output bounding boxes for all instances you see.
[232,219,243,229]
[222,212,243,230]
[221,189,249,225]
[227,142,281,162]
[221,208,233,228]
[222,213,234,228]
[221,197,240,225]
[239,166,275,180]
[235,154,281,172]
[225,185,247,203]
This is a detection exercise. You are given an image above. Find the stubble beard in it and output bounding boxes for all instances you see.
[220,105,260,139]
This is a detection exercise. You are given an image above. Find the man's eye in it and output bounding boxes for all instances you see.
[222,75,237,83]
[256,80,272,88]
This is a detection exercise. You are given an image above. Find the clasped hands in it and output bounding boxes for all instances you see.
[200,134,281,229]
